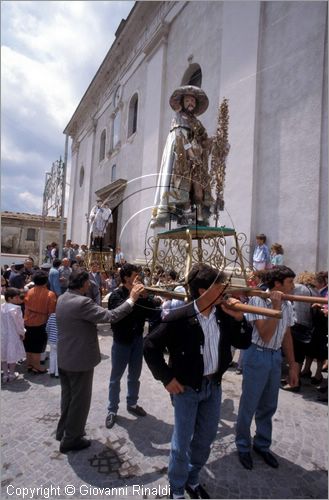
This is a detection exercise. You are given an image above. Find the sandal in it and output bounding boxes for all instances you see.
[281,383,300,392]
[31,367,47,374]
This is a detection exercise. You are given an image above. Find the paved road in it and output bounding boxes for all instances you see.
[1,326,328,499]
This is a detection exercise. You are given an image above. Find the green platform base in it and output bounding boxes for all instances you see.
[158,225,236,239]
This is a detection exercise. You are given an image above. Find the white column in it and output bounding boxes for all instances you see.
[218,1,261,239]
[66,141,79,240]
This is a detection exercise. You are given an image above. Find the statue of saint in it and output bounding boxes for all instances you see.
[89,200,112,250]
[151,85,214,228]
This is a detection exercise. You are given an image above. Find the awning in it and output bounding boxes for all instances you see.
[95,178,127,209]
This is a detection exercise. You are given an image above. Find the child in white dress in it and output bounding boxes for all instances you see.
[1,288,26,382]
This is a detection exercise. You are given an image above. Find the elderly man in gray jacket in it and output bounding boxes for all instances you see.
[56,269,144,453]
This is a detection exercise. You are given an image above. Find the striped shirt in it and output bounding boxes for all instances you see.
[245,295,295,350]
[194,302,220,375]
[46,313,58,343]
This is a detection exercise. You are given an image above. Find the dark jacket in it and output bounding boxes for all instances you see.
[108,286,157,344]
[143,302,251,391]
[9,271,26,289]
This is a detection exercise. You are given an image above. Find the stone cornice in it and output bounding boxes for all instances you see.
[143,21,169,60]
[64,2,178,139]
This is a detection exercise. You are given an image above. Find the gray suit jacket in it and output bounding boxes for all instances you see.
[56,289,133,371]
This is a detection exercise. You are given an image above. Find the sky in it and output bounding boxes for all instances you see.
[1,0,134,215]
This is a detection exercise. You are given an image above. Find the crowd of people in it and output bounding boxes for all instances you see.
[1,242,327,499]
[43,240,126,266]
[1,79,326,498]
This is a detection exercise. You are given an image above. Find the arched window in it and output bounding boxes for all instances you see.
[112,114,121,148]
[128,93,138,137]
[99,129,106,162]
[181,64,202,88]
[111,164,116,182]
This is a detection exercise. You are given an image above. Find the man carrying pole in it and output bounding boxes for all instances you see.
[235,265,299,470]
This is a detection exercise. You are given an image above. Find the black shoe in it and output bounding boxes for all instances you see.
[56,430,86,441]
[317,392,328,402]
[185,484,210,499]
[105,412,117,429]
[127,405,147,417]
[311,376,323,385]
[253,446,279,468]
[238,451,253,470]
[300,370,312,378]
[60,437,91,453]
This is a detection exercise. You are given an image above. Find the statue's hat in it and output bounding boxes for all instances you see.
[169,85,209,116]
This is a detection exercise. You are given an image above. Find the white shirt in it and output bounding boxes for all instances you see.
[245,295,295,350]
[194,301,220,375]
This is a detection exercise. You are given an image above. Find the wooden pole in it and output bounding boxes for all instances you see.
[227,288,328,305]
[144,286,282,318]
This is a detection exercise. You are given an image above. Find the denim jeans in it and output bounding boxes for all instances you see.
[235,343,282,453]
[108,335,143,413]
[168,379,222,496]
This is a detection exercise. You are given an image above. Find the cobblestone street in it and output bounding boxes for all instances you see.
[1,327,328,500]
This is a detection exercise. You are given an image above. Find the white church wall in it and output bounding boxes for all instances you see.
[252,1,328,271]
[216,1,261,240]
[318,25,328,269]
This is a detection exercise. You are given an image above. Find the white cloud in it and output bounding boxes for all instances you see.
[18,191,43,213]
[2,45,76,128]
[1,1,134,214]
[1,133,46,167]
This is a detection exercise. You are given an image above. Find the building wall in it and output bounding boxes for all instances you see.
[1,213,66,264]
[65,1,328,273]
[251,1,328,272]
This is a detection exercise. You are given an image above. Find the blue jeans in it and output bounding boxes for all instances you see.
[235,343,282,453]
[108,335,143,413]
[169,379,222,497]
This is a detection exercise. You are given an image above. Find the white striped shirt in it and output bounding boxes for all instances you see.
[194,302,220,375]
[245,296,295,350]
[46,313,58,344]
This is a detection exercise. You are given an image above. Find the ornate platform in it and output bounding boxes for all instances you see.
[145,225,251,287]
[84,250,113,271]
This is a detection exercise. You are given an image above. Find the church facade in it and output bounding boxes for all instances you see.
[64,1,327,273]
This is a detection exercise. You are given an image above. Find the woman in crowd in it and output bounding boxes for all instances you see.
[300,271,328,385]
[23,271,57,374]
[282,271,318,391]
